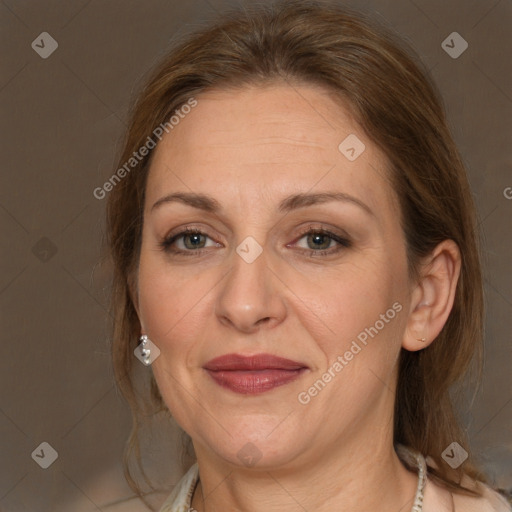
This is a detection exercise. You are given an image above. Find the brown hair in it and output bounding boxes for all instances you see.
[105,0,486,508]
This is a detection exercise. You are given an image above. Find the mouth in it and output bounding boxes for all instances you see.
[203,353,309,394]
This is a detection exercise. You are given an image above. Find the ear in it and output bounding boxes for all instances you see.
[402,239,461,352]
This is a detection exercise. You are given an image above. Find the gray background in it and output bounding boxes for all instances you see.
[1,0,511,510]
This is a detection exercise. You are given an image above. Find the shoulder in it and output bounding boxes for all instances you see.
[158,463,199,512]
[453,481,512,512]
[425,476,511,512]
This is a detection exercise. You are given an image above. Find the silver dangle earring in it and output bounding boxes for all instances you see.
[140,334,151,365]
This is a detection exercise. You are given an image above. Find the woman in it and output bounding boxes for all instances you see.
[105,1,511,511]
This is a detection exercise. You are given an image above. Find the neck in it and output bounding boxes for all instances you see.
[190,420,418,512]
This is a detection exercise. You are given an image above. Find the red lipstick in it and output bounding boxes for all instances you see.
[203,353,308,394]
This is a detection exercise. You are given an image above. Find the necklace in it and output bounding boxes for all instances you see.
[396,444,427,512]
[192,445,428,511]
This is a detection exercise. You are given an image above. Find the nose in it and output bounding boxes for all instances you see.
[215,244,287,334]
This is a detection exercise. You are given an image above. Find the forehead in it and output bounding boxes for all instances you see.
[145,83,396,216]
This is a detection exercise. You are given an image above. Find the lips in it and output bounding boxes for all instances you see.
[203,353,308,394]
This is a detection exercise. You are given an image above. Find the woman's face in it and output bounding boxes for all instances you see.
[136,83,414,469]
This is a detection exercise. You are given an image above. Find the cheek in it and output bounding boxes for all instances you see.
[136,254,214,428]
[299,257,408,403]
[301,259,404,343]
[136,248,208,352]
[295,275,406,424]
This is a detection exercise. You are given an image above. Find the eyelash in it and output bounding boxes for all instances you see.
[159,225,352,258]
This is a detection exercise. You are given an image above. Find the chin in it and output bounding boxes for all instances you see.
[196,417,310,470]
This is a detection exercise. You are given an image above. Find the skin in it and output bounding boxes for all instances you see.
[133,83,461,511]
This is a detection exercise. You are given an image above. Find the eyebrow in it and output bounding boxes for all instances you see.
[151,191,374,216]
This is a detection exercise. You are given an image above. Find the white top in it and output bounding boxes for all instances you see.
[158,460,512,512]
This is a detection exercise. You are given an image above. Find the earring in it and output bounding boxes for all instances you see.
[417,337,426,343]
[140,334,151,365]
